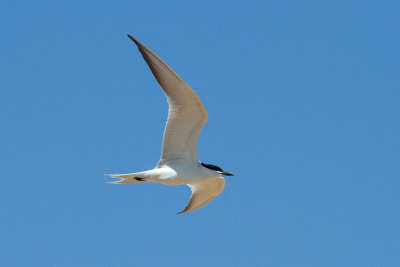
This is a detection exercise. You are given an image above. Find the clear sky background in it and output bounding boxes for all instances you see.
[1,0,399,266]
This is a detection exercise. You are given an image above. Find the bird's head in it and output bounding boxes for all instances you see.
[200,162,234,176]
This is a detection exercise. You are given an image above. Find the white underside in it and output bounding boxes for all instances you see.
[108,159,218,185]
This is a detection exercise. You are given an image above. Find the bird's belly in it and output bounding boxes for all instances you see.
[156,172,204,186]
[151,163,207,186]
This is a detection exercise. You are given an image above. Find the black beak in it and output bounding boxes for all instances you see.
[220,171,234,176]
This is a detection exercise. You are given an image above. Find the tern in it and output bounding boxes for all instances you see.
[107,35,234,214]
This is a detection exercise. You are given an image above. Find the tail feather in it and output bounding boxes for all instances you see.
[105,173,146,184]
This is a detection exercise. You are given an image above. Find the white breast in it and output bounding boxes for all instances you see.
[151,160,216,185]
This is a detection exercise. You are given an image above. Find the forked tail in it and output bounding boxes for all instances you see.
[105,172,147,184]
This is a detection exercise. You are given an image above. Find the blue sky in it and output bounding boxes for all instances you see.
[1,0,399,266]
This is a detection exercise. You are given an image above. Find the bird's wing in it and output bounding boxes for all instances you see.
[178,177,226,214]
[127,35,208,165]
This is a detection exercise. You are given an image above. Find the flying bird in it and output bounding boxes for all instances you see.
[107,35,234,214]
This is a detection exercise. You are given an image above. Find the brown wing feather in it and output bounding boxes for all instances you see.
[177,177,226,214]
[127,35,208,164]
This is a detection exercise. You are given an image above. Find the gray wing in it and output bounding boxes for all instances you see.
[128,35,208,165]
[177,177,226,214]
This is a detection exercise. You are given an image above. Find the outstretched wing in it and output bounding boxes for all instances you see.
[178,177,226,214]
[128,35,208,165]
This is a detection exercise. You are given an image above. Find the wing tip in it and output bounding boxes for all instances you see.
[127,34,140,46]
[176,209,188,215]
